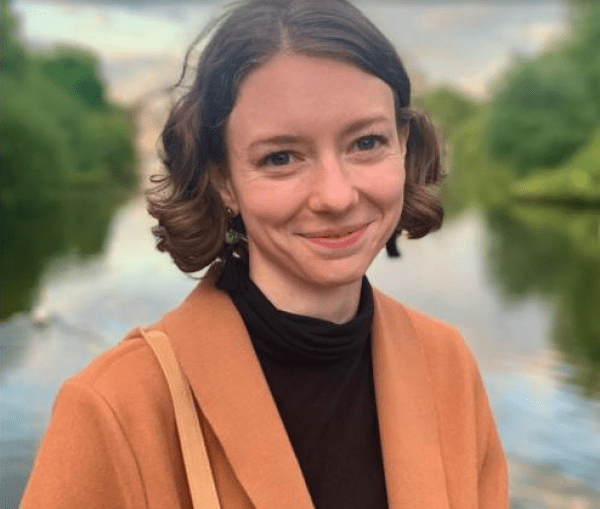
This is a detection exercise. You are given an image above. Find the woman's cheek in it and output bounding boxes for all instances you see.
[363,164,405,203]
[242,179,307,221]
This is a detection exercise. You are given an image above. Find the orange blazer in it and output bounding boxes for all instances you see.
[21,269,508,508]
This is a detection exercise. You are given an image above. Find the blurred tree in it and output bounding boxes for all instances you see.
[0,81,73,190]
[415,86,479,139]
[0,1,137,193]
[484,1,600,176]
[485,52,597,174]
[567,1,600,117]
[511,130,600,205]
[38,47,106,109]
[414,87,488,219]
[84,107,138,187]
[0,0,26,77]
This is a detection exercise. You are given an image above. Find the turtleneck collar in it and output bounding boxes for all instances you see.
[216,256,374,366]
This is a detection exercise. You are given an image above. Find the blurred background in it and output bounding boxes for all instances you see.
[1,0,599,507]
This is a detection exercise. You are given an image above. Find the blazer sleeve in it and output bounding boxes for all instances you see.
[476,373,509,509]
[20,379,147,509]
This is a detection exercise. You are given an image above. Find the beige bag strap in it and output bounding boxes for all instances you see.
[141,329,221,509]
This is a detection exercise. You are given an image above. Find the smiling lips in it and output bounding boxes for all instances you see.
[302,226,368,249]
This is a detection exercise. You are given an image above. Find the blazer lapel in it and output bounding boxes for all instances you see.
[161,269,314,509]
[372,291,450,509]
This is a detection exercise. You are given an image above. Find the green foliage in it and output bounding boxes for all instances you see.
[414,87,484,219]
[0,2,138,195]
[567,1,600,118]
[0,0,26,77]
[483,1,600,179]
[414,86,480,139]
[425,2,600,211]
[37,47,105,109]
[424,104,512,218]
[84,107,138,187]
[485,52,597,174]
[1,74,73,189]
[511,130,600,205]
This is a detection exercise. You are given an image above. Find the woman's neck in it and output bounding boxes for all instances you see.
[249,269,363,325]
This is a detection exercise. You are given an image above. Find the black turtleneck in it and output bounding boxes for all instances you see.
[217,257,388,509]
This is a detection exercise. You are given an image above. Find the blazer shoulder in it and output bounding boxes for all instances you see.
[63,327,171,421]
[373,289,477,375]
[22,327,184,509]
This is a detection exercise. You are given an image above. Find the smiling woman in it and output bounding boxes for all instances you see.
[20,1,508,508]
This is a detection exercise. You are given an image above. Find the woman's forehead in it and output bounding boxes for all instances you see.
[227,53,396,146]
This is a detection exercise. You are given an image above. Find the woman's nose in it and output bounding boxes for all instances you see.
[307,154,359,213]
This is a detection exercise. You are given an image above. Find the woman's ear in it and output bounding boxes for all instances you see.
[219,180,240,215]
[211,165,239,215]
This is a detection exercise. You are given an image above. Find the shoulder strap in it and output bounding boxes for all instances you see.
[141,329,222,509]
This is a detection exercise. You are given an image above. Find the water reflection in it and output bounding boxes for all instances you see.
[0,191,128,323]
[0,192,130,383]
[0,192,120,506]
[486,205,600,398]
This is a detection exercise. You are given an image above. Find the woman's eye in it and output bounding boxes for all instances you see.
[262,151,292,166]
[355,135,386,151]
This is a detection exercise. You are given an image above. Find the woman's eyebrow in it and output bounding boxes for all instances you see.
[248,135,305,150]
[340,115,392,137]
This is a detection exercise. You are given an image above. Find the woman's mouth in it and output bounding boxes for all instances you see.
[302,226,368,249]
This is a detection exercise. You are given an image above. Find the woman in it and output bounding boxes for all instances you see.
[21,0,508,507]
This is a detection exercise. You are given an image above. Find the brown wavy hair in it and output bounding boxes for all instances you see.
[148,0,444,273]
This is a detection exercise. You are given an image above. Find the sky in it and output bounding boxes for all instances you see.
[11,0,568,102]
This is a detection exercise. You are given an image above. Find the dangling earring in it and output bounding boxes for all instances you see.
[219,208,247,289]
[225,207,243,246]
[225,207,244,246]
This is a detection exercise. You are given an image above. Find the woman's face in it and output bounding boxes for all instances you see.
[220,53,406,300]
